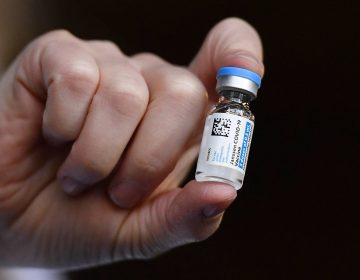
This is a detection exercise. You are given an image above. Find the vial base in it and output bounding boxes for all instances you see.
[195,162,244,191]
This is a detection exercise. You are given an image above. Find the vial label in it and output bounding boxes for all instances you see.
[199,112,254,173]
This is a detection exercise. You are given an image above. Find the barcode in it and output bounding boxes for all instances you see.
[211,117,231,137]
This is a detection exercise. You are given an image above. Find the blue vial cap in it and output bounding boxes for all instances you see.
[217,67,261,88]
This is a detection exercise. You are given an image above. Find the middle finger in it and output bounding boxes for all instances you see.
[109,53,207,208]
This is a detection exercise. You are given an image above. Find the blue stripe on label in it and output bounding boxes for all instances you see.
[238,122,252,170]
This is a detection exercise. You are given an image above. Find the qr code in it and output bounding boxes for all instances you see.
[211,117,231,137]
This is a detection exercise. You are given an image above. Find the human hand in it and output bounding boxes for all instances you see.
[0,18,264,269]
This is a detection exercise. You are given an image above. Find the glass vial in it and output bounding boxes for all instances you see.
[195,67,261,190]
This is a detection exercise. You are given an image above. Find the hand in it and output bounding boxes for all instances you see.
[0,18,264,269]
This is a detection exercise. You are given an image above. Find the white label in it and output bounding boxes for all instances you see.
[200,113,254,173]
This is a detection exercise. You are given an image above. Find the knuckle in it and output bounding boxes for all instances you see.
[60,62,98,83]
[27,30,77,61]
[49,59,99,91]
[37,36,99,93]
[160,68,207,107]
[35,29,76,47]
[131,156,165,178]
[90,40,122,54]
[96,40,118,49]
[44,29,74,40]
[132,52,164,66]
[133,52,160,61]
[98,77,148,118]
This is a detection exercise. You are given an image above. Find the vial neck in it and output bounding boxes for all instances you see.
[219,90,251,105]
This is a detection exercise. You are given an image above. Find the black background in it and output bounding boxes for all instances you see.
[26,0,360,279]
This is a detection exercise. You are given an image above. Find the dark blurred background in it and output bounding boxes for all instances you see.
[1,0,359,279]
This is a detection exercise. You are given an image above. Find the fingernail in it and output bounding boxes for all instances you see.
[225,52,264,75]
[237,53,262,66]
[61,177,87,195]
[58,164,102,195]
[109,182,143,209]
[202,189,237,218]
[202,205,226,218]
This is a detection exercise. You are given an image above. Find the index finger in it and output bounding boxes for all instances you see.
[189,17,264,101]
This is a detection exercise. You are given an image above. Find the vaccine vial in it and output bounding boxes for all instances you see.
[195,67,261,190]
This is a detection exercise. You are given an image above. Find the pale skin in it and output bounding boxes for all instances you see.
[0,18,264,269]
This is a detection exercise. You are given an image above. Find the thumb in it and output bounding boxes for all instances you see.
[189,17,264,101]
[122,181,237,259]
[167,181,237,243]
